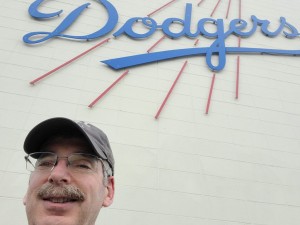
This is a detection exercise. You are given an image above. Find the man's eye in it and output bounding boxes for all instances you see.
[36,160,54,167]
[78,164,91,169]
[72,161,93,170]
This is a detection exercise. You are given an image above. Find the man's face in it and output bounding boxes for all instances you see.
[23,138,114,225]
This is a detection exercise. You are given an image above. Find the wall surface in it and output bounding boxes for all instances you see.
[0,0,300,224]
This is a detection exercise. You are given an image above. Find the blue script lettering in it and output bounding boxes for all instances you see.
[113,17,158,38]
[23,0,118,44]
[28,0,63,18]
[112,4,300,40]
[24,1,300,71]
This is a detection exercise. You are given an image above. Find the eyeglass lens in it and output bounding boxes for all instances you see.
[25,152,99,173]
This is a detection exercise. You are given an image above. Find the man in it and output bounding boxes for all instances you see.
[23,117,115,225]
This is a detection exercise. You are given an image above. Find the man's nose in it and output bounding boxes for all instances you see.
[48,159,71,184]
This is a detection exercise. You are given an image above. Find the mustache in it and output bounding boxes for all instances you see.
[37,183,85,201]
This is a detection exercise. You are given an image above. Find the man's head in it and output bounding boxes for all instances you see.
[23,117,115,225]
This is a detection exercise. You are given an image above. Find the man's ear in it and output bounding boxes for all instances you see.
[23,193,28,206]
[102,176,115,207]
[23,175,31,206]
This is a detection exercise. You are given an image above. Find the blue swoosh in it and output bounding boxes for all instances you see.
[101,47,300,71]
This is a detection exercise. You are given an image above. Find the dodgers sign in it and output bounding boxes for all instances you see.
[24,0,300,71]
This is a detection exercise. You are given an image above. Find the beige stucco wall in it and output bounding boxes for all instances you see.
[0,0,300,224]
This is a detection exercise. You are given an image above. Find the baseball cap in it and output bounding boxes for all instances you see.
[23,117,114,175]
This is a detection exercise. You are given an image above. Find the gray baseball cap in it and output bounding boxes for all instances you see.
[23,117,114,175]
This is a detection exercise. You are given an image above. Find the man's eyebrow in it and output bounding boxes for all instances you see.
[74,150,90,154]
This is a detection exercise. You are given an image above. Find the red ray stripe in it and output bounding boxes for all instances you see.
[239,0,242,19]
[147,36,166,53]
[147,0,177,17]
[205,73,216,114]
[30,38,110,85]
[197,0,205,6]
[210,0,222,17]
[226,0,232,18]
[236,56,240,99]
[88,70,129,108]
[155,60,188,119]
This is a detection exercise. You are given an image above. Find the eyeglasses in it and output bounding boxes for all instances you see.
[25,152,111,175]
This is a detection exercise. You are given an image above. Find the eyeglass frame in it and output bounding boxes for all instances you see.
[24,152,113,178]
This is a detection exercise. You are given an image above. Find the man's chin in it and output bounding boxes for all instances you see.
[32,214,78,225]
[28,201,81,225]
